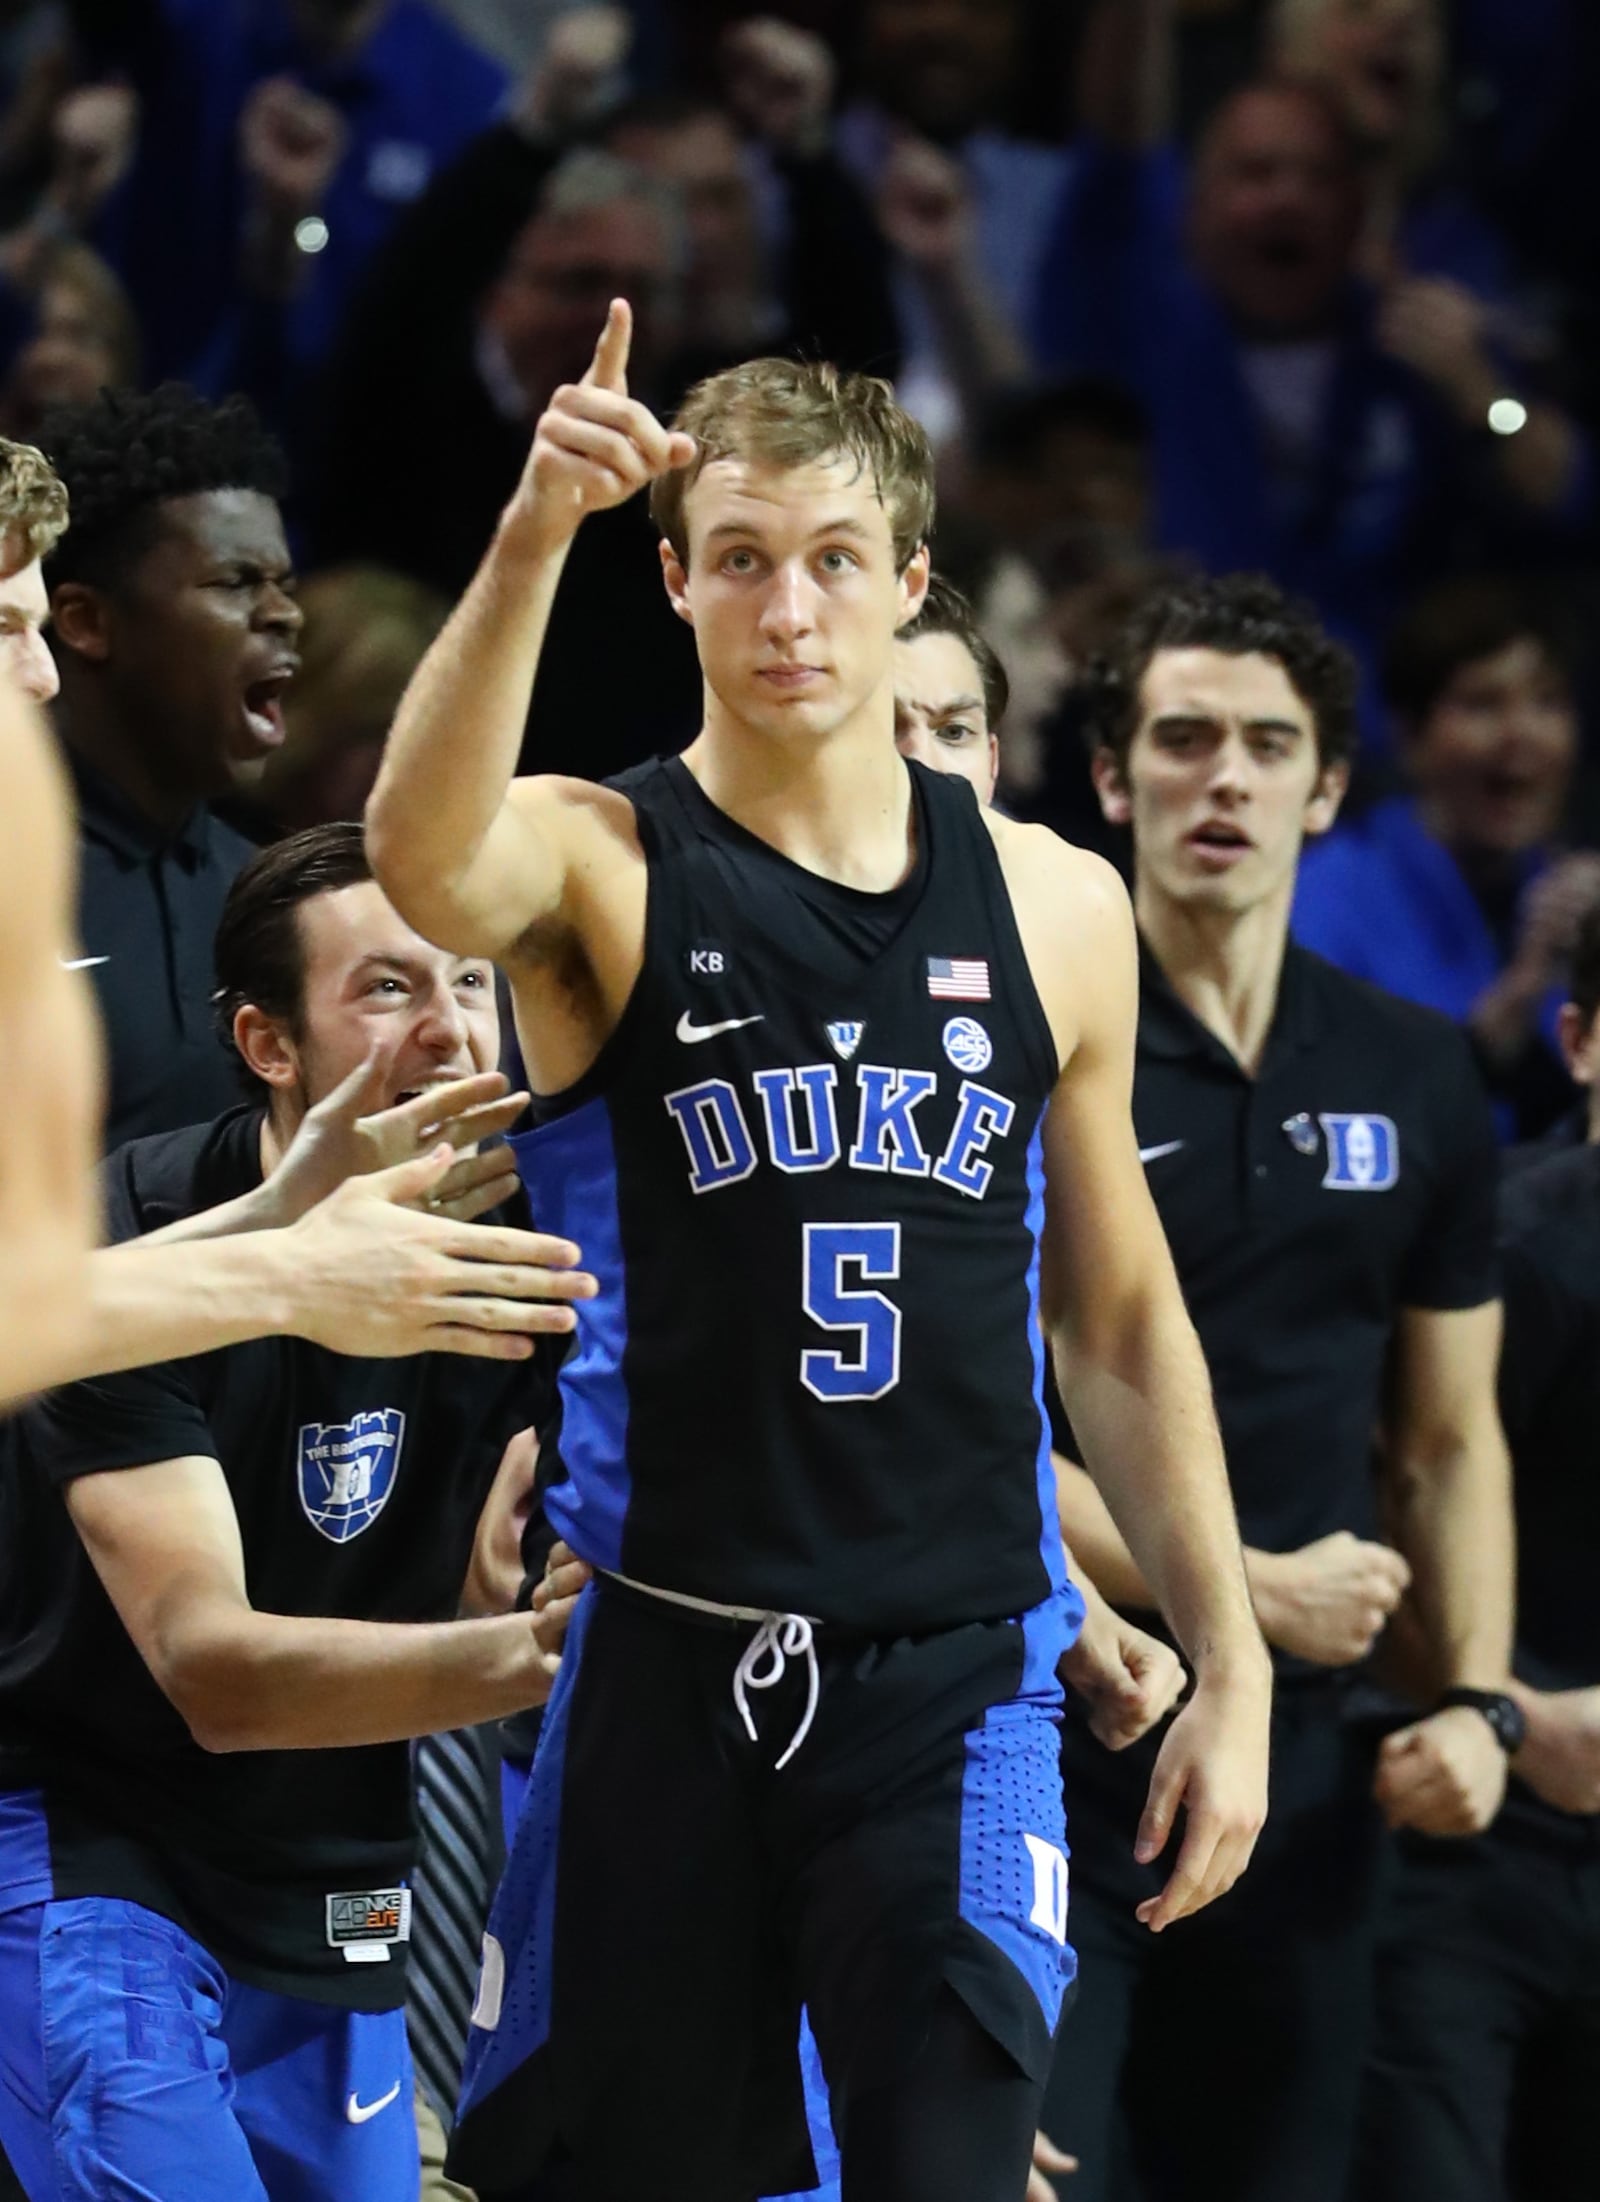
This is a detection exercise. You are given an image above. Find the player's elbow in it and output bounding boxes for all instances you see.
[152,1614,279,1754]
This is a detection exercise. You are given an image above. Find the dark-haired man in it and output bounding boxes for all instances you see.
[0,822,592,2202]
[1354,893,1600,2202]
[42,381,301,1150]
[1043,573,1514,2202]
[1294,574,1591,1140]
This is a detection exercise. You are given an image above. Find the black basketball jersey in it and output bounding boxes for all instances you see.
[511,755,1071,1634]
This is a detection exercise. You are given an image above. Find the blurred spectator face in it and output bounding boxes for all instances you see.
[965,426,1147,570]
[894,627,998,802]
[0,535,56,704]
[862,0,1022,143]
[1096,646,1346,913]
[482,197,673,413]
[4,270,132,441]
[1189,85,1363,332]
[1274,0,1443,154]
[1404,636,1577,858]
[242,878,499,1120]
[665,454,927,743]
[56,489,302,800]
[608,110,760,316]
[288,0,386,54]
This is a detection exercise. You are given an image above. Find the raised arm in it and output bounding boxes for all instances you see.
[365,298,695,960]
[66,1454,576,1751]
[1018,831,1270,1927]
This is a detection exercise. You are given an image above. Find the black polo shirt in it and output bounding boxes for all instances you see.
[0,1106,540,2008]
[1117,941,1499,1556]
[68,746,256,1151]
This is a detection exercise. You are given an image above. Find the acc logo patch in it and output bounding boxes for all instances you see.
[298,1409,405,1543]
[942,1015,993,1074]
[1318,1113,1399,1191]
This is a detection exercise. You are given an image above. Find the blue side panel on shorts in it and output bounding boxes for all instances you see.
[454,1582,596,2136]
[1026,1126,1084,1674]
[509,1103,632,1572]
[763,2011,840,2202]
[0,1788,53,1916]
[957,1670,1077,2035]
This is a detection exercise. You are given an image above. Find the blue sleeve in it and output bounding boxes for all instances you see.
[1032,137,1185,376]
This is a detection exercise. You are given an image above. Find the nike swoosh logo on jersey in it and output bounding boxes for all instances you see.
[346,2083,401,2125]
[1138,1140,1185,1165]
[61,954,109,971]
[676,1011,764,1044]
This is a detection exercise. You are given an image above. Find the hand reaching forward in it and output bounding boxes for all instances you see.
[510,299,696,551]
[285,1145,597,1359]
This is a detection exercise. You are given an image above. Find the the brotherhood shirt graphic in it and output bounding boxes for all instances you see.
[298,1409,406,1543]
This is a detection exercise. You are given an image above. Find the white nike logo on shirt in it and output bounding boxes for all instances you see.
[1138,1140,1186,1164]
[676,1012,764,1044]
[346,2083,401,2125]
[61,955,109,971]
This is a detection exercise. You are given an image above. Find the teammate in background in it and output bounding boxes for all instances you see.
[1043,575,1515,2202]
[368,309,1271,2201]
[892,571,1005,805]
[1354,898,1600,2201]
[0,824,593,2202]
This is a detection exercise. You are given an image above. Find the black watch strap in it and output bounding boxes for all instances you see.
[1436,1686,1526,1755]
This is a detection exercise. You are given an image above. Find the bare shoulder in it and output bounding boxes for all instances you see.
[505,771,643,857]
[980,812,1136,1065]
[982,809,1134,954]
[0,686,73,974]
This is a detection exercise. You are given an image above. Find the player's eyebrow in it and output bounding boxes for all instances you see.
[929,695,985,720]
[1151,710,1305,738]
[701,516,876,545]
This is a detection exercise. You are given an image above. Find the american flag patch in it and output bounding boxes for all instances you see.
[927,956,991,1001]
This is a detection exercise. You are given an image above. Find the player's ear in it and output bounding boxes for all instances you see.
[48,581,112,665]
[1302,755,1350,840]
[659,537,693,625]
[1090,745,1132,827]
[896,545,931,628]
[233,1004,300,1093]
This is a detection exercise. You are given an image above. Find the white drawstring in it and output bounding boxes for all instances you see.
[733,1614,819,1770]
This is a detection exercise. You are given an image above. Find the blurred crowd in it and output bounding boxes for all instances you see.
[1,0,1596,1138]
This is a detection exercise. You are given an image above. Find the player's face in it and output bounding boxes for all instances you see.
[0,540,57,703]
[1405,636,1575,857]
[60,489,301,800]
[286,881,501,1113]
[666,455,929,743]
[1098,647,1346,915]
[893,630,998,804]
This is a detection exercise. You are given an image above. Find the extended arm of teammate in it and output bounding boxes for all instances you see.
[0,681,101,1409]
[365,298,696,961]
[66,1452,578,1750]
[1023,838,1270,1928]
[1371,1299,1515,1836]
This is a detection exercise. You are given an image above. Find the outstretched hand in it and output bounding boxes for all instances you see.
[511,299,696,549]
[262,1046,529,1227]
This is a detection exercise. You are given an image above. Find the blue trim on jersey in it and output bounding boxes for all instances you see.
[0,1788,52,1917]
[456,1582,597,2132]
[1025,1127,1083,1680]
[956,1670,1077,2032]
[509,1105,633,1572]
[0,1896,416,2202]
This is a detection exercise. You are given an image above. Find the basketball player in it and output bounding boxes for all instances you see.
[0,824,592,2201]
[366,307,1272,2201]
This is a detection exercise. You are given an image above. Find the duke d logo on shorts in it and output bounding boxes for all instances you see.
[298,1409,405,1543]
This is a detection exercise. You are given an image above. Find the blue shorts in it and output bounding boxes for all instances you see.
[0,1896,418,2202]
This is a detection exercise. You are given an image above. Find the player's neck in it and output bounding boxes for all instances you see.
[55,693,206,838]
[1136,876,1293,1078]
[682,701,915,892]
[257,1101,303,1185]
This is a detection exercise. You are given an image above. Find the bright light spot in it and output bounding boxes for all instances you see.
[1487,396,1528,437]
[295,216,330,256]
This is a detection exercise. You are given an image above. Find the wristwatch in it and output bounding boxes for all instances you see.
[1436,1686,1527,1755]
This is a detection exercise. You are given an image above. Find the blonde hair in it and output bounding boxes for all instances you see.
[650,356,935,572]
[0,438,68,563]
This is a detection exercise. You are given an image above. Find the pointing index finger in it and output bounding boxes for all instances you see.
[582,298,632,394]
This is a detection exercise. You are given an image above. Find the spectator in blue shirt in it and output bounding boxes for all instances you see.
[1034,0,1589,754]
[66,0,508,413]
[1293,575,1598,1138]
